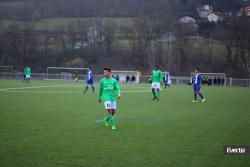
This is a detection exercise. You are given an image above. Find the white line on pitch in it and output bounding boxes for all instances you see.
[0,85,82,91]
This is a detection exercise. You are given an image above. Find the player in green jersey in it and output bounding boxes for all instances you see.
[98,67,121,130]
[151,67,163,100]
[24,66,31,85]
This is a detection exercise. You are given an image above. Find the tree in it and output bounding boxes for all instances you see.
[67,21,77,55]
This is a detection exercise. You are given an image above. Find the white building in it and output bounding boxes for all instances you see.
[197,5,213,18]
[180,16,196,24]
[207,13,219,23]
[237,6,250,16]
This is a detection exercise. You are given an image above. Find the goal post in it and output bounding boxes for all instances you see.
[191,72,226,86]
[111,70,141,83]
[46,67,89,81]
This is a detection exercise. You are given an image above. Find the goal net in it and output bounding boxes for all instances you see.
[46,67,89,81]
[111,70,141,83]
[191,72,226,86]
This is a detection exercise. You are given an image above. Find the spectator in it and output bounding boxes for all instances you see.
[213,77,217,85]
[131,75,136,82]
[205,77,209,85]
[208,78,212,86]
[126,75,130,83]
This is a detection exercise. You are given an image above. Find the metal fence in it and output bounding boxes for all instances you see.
[0,72,250,87]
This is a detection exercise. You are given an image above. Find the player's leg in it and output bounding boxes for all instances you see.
[104,101,112,127]
[112,109,115,116]
[156,89,160,100]
[192,90,198,102]
[25,75,30,85]
[152,88,156,100]
[151,82,157,100]
[84,83,89,93]
[198,90,206,103]
[110,102,117,130]
[105,109,115,129]
[106,109,113,127]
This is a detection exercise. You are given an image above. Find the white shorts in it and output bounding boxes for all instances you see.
[104,101,117,110]
[167,80,171,85]
[151,82,160,89]
[26,75,31,79]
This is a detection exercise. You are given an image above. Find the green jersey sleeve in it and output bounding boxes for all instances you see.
[114,80,121,96]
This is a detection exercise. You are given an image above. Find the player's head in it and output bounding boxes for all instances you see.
[194,67,199,73]
[155,64,160,70]
[104,67,111,78]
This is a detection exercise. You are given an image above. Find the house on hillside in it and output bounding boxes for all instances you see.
[180,16,196,24]
[197,5,213,18]
[237,6,250,16]
[207,13,219,23]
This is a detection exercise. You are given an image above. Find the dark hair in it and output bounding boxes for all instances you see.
[104,67,111,72]
[194,67,199,71]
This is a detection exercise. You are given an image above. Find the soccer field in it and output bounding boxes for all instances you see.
[0,80,250,167]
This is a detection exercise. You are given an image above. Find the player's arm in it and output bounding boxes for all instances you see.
[114,80,121,99]
[198,75,202,87]
[98,80,103,102]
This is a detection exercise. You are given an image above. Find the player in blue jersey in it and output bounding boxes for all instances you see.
[192,67,206,103]
[84,67,95,93]
[163,71,171,88]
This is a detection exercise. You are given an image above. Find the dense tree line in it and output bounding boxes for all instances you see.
[1,16,250,77]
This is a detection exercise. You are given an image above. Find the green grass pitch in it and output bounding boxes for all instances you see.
[0,80,250,167]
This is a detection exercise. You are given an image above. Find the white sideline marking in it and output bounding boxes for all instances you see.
[0,84,162,93]
[2,90,153,94]
[0,85,82,91]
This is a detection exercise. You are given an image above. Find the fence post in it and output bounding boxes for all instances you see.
[229,78,232,87]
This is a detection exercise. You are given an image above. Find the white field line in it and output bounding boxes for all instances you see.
[0,85,161,93]
[2,90,156,94]
[0,85,82,91]
[0,84,150,91]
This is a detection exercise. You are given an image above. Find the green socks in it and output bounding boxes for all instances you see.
[156,90,160,99]
[109,114,115,125]
[105,114,115,125]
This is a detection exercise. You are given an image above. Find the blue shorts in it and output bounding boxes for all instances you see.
[193,85,200,92]
[87,79,93,85]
